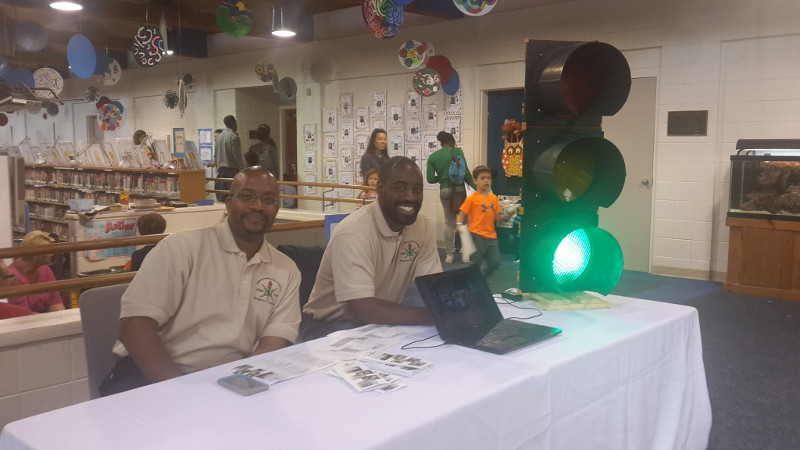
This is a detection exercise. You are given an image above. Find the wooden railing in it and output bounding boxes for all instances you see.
[207,178,375,205]
[0,220,325,300]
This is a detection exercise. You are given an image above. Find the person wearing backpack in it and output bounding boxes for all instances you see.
[426,131,475,263]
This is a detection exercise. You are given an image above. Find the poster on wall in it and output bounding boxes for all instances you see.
[323,109,337,133]
[443,87,462,115]
[304,149,316,172]
[198,128,213,162]
[339,93,353,118]
[423,133,439,158]
[339,146,354,171]
[324,158,337,182]
[304,172,318,196]
[303,123,317,146]
[406,91,421,117]
[339,119,354,145]
[443,116,462,144]
[339,173,353,197]
[172,128,186,156]
[388,133,404,157]
[388,105,404,130]
[423,105,437,130]
[354,132,370,157]
[405,144,421,166]
[324,134,337,158]
[371,119,386,131]
[371,90,387,118]
[355,106,369,132]
[355,160,363,184]
[406,118,422,143]
[84,218,137,260]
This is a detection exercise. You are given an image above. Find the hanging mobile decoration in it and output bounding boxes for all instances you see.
[164,89,179,109]
[276,77,297,101]
[33,68,64,99]
[97,103,123,131]
[178,78,188,118]
[362,0,403,39]
[176,73,196,91]
[0,113,8,126]
[132,26,164,67]
[412,68,440,97]
[96,58,121,86]
[84,86,101,103]
[15,21,47,52]
[255,60,275,83]
[452,0,498,16]
[398,40,433,69]
[216,1,253,37]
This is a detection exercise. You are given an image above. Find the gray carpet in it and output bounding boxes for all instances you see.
[448,254,800,450]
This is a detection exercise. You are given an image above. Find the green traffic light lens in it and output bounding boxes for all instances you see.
[553,229,591,284]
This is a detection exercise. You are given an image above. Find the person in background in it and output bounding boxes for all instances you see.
[357,168,379,209]
[456,165,507,279]
[0,261,34,319]
[102,167,301,396]
[301,157,442,341]
[280,173,298,209]
[7,231,66,313]
[246,124,280,178]
[214,115,244,202]
[245,148,259,167]
[359,128,389,179]
[133,129,157,164]
[426,131,475,264]
[129,213,167,272]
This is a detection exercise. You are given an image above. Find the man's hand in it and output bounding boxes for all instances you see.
[119,317,183,382]
[348,298,433,325]
[251,336,292,356]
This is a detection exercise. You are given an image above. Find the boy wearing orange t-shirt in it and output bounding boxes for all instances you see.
[456,166,507,278]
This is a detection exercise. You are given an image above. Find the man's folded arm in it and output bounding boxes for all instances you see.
[347,297,433,325]
[119,316,183,383]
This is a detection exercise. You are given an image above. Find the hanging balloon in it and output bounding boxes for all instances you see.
[441,68,460,96]
[362,0,403,39]
[425,55,453,83]
[15,21,47,52]
[163,89,179,109]
[0,113,8,126]
[412,68,440,97]
[216,1,254,37]
[67,34,97,79]
[95,96,111,109]
[4,67,35,88]
[398,40,432,69]
[96,58,121,86]
[452,0,498,16]
[33,68,64,99]
[84,86,101,103]
[46,102,59,116]
[132,26,164,67]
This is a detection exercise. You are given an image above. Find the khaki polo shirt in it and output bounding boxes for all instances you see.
[303,201,443,321]
[113,221,301,374]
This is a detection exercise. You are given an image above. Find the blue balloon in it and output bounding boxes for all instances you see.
[442,68,460,96]
[94,49,110,75]
[67,34,97,79]
[3,68,35,88]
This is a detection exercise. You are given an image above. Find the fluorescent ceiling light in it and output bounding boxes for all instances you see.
[50,2,83,11]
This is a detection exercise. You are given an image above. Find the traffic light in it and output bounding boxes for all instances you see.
[519,40,630,295]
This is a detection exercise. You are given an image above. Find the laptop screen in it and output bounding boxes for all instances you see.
[415,267,505,343]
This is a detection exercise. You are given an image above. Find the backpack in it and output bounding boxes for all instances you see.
[448,148,466,185]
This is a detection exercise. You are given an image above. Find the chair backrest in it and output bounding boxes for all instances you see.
[276,245,325,308]
[79,283,128,399]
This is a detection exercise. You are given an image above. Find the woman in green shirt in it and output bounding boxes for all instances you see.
[425,131,475,263]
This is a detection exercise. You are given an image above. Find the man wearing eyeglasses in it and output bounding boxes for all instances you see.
[101,167,301,395]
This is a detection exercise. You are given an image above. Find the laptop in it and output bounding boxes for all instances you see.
[415,266,562,354]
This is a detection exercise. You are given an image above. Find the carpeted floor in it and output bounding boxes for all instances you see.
[446,253,800,450]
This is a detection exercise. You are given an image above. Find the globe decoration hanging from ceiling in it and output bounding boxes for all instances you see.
[362,0,403,39]
[15,21,47,52]
[132,26,164,67]
[453,0,498,16]
[216,1,253,37]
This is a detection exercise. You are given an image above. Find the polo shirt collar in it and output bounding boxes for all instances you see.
[216,220,271,262]
[371,199,401,238]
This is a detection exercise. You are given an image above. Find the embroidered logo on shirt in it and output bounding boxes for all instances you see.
[480,203,496,213]
[255,277,281,305]
[399,240,421,262]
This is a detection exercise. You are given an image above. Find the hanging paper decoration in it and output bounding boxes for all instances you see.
[111,101,124,114]
[426,55,454,83]
[177,73,196,91]
[15,21,47,52]
[453,0,498,16]
[178,78,188,118]
[97,103,123,131]
[216,1,253,37]
[362,0,403,39]
[441,68,460,96]
[501,119,523,177]
[163,89,179,109]
[132,26,164,67]
[398,40,434,69]
[412,68,440,97]
[96,58,121,86]
[84,86,101,103]
[276,77,297,101]
[46,101,60,117]
[95,96,111,109]
[255,60,275,83]
[67,34,97,79]
[33,68,63,99]
[0,113,7,126]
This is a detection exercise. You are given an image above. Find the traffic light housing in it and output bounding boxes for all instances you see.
[519,40,630,295]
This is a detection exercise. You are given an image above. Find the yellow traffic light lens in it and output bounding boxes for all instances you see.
[553,145,595,202]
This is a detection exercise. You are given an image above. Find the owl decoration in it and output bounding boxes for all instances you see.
[501,119,523,177]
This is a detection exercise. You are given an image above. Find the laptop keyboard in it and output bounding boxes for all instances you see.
[477,320,530,345]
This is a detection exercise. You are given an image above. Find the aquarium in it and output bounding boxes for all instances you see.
[730,139,800,220]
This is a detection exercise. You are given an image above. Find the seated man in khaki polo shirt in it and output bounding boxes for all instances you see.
[301,156,443,341]
[101,167,301,395]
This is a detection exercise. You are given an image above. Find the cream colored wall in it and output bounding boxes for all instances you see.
[7,0,800,279]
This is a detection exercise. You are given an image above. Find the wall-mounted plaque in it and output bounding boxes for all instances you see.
[667,110,708,136]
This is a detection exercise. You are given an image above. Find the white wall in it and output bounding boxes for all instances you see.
[8,0,800,280]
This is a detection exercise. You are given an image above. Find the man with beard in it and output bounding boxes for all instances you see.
[101,167,301,395]
[301,156,443,341]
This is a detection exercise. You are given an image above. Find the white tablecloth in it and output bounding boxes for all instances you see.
[0,295,711,450]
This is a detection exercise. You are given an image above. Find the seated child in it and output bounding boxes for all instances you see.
[129,213,167,271]
[357,168,379,209]
[456,165,507,278]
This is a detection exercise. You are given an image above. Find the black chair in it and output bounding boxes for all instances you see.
[276,245,325,308]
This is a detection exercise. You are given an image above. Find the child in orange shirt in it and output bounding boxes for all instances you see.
[456,166,507,278]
